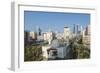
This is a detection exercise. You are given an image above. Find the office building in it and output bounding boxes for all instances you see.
[63,26,71,40]
[43,31,55,44]
[29,31,37,40]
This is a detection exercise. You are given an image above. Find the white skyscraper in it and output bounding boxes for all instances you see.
[29,32,37,40]
[64,26,71,40]
[80,25,83,35]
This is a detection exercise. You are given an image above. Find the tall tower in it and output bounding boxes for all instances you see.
[29,32,37,40]
[80,25,83,35]
[73,24,76,34]
[38,27,42,36]
[85,25,90,35]
[36,26,42,36]
[64,26,70,40]
[82,25,90,45]
[76,24,80,34]
[73,24,80,34]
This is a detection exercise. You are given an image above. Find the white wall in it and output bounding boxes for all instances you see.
[0,0,100,73]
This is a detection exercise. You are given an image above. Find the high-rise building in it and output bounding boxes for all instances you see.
[80,25,83,35]
[85,25,90,35]
[64,26,70,40]
[73,24,81,35]
[38,27,42,36]
[82,25,90,45]
[76,24,80,34]
[73,24,76,34]
[24,31,30,45]
[29,31,37,40]
[36,26,42,36]
[43,31,55,44]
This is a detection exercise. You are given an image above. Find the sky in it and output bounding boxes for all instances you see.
[24,11,90,33]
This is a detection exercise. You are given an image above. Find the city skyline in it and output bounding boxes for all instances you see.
[24,11,90,32]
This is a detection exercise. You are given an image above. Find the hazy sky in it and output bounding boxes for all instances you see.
[24,11,90,33]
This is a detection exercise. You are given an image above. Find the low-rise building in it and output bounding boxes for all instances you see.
[42,45,51,60]
[42,39,71,60]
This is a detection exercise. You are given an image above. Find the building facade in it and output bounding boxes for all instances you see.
[43,31,55,44]
[63,26,71,40]
[82,25,90,45]
[29,31,37,40]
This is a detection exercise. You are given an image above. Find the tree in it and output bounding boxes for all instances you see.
[24,45,43,61]
[68,37,90,59]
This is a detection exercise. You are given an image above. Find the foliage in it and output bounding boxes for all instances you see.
[69,36,90,59]
[24,45,43,61]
